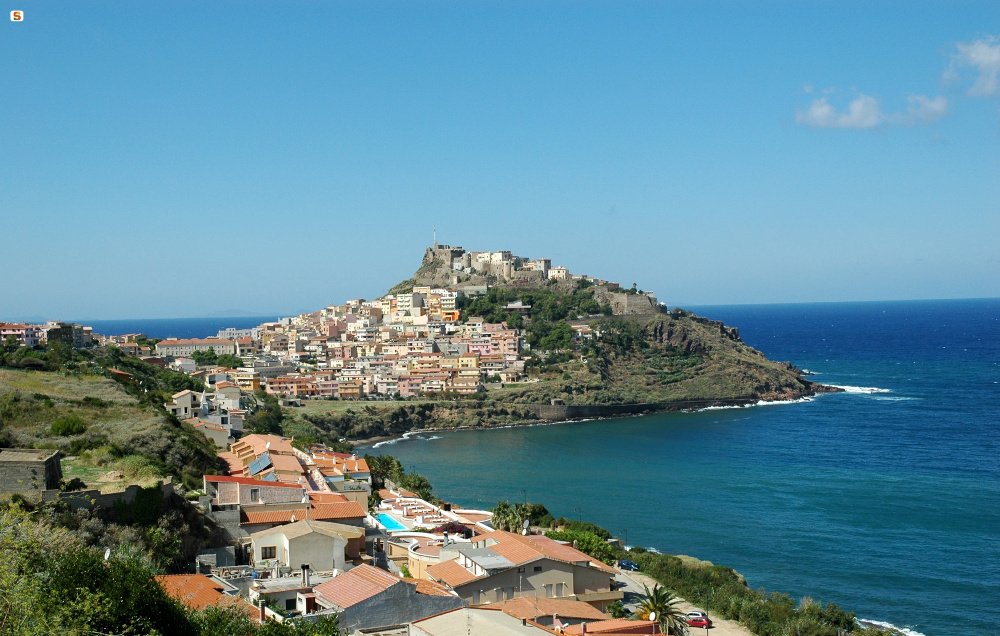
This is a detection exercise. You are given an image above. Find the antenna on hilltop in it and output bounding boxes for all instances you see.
[433,225,438,249]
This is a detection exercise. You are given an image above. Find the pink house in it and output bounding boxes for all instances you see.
[0,323,43,347]
[467,340,493,356]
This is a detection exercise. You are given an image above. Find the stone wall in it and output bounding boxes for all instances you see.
[592,288,661,315]
[0,448,62,496]
[41,481,175,512]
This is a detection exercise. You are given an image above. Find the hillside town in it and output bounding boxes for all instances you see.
[177,431,646,634]
[0,243,882,636]
[3,243,658,412]
[0,245,680,634]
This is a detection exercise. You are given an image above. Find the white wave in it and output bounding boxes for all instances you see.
[828,385,891,394]
[858,619,927,636]
[371,430,425,448]
[696,396,814,412]
[425,435,443,441]
[870,396,918,402]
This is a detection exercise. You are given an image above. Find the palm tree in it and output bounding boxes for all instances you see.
[490,500,515,531]
[637,583,689,636]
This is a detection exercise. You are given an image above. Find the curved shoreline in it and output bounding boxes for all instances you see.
[352,385,840,449]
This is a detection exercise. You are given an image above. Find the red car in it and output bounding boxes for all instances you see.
[687,611,712,628]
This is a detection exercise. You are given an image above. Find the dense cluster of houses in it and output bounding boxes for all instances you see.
[0,320,93,348]
[164,431,651,635]
[152,290,530,400]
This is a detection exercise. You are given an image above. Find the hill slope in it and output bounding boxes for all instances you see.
[0,368,222,488]
[388,255,831,409]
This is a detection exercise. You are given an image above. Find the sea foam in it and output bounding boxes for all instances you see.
[828,385,891,394]
[697,396,815,411]
[371,430,424,448]
[858,619,927,636]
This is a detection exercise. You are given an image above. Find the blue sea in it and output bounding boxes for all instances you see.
[79,316,281,340]
[366,299,1000,635]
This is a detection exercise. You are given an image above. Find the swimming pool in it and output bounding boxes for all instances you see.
[377,513,407,531]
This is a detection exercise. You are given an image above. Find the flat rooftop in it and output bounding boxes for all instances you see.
[0,448,60,462]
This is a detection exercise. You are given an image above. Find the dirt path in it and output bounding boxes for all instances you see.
[615,568,753,636]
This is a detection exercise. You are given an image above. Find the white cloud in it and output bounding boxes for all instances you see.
[949,35,1000,97]
[795,94,884,129]
[795,92,949,130]
[901,94,949,124]
[803,82,814,94]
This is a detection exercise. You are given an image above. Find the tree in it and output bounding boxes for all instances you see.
[490,501,533,532]
[490,500,516,532]
[192,347,218,366]
[637,583,689,636]
[215,354,242,369]
[544,530,616,564]
[3,335,20,352]
[607,600,630,619]
[244,393,284,435]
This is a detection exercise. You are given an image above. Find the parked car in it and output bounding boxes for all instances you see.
[618,560,640,571]
[686,611,712,628]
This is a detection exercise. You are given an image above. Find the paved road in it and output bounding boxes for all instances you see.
[613,567,753,636]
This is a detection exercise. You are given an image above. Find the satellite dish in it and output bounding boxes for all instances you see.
[521,528,528,535]
[265,441,271,450]
[522,519,530,529]
[104,548,111,561]
[649,612,656,622]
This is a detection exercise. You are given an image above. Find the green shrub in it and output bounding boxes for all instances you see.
[51,414,87,436]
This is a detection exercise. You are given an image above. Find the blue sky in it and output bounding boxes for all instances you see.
[1,2,997,320]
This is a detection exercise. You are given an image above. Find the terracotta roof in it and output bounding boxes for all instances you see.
[205,474,303,489]
[217,452,244,476]
[308,492,351,503]
[425,559,480,587]
[379,488,418,500]
[241,502,365,525]
[497,597,608,621]
[475,531,616,573]
[157,338,233,347]
[404,578,457,597]
[565,619,659,634]
[268,453,305,473]
[313,564,402,608]
[249,519,364,542]
[193,421,227,432]
[231,434,296,457]
[155,574,256,618]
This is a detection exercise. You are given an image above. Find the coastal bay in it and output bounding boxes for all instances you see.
[368,299,1000,636]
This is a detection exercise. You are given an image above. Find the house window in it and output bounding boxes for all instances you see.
[250,488,260,502]
[534,566,543,572]
[517,567,525,573]
[261,546,276,560]
[285,599,296,611]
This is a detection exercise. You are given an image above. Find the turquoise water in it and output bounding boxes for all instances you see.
[368,299,1000,635]
[378,513,408,531]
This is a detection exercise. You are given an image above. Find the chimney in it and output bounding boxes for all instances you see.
[443,531,449,547]
[301,563,310,587]
[573,540,578,549]
[582,622,587,634]
[258,601,266,623]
